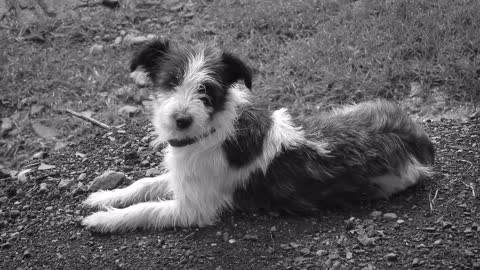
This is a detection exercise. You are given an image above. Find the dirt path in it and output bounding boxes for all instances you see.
[0,118,478,270]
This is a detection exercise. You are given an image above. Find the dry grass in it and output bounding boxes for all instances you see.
[1,0,480,166]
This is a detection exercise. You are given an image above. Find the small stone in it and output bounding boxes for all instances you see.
[23,249,32,258]
[346,251,353,259]
[299,248,310,255]
[123,34,149,45]
[58,179,74,190]
[316,250,328,257]
[38,163,55,170]
[0,242,11,249]
[383,213,398,220]
[114,36,122,45]
[78,173,87,181]
[397,219,405,224]
[412,258,420,267]
[228,239,236,244]
[386,253,398,261]
[464,227,473,234]
[39,183,48,193]
[45,206,54,212]
[1,117,14,137]
[0,196,7,204]
[370,210,382,218]
[433,239,442,245]
[145,168,162,177]
[118,105,142,118]
[32,151,47,159]
[10,210,20,218]
[465,249,474,257]
[243,234,258,241]
[89,44,104,54]
[289,242,300,248]
[88,171,126,191]
[18,169,32,183]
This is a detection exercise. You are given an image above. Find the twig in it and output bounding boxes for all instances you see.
[429,189,439,211]
[461,182,476,198]
[65,109,110,130]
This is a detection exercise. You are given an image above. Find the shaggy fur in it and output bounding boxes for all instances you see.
[82,40,434,232]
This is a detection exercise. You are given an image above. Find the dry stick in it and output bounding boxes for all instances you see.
[65,109,111,130]
[429,189,440,211]
[461,181,476,198]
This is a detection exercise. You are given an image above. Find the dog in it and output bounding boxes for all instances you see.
[81,40,434,232]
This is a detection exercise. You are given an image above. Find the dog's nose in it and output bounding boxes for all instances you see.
[175,115,193,130]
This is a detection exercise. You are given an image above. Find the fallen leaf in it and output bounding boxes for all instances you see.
[31,121,58,140]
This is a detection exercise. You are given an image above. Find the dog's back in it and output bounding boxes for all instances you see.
[234,100,434,212]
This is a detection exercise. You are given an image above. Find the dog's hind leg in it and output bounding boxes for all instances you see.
[82,174,172,210]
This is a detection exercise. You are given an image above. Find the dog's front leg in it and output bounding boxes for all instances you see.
[82,199,214,232]
[82,173,171,210]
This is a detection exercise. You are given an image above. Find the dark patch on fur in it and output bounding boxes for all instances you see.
[234,100,435,213]
[222,106,272,168]
[130,40,170,83]
[233,144,381,213]
[218,52,252,90]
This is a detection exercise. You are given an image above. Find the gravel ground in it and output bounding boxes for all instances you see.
[0,118,479,270]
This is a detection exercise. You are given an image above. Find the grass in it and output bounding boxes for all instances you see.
[1,0,480,167]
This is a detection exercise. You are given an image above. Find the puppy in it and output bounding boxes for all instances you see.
[82,40,434,232]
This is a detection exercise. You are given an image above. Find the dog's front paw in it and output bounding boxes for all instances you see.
[82,191,113,210]
[82,211,118,233]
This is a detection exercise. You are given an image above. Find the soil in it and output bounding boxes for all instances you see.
[0,117,479,270]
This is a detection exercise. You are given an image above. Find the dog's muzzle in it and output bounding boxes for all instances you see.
[168,129,216,147]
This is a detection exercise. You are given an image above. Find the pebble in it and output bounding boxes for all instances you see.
[397,219,405,224]
[38,163,55,170]
[18,169,32,183]
[0,117,14,136]
[0,196,8,204]
[243,234,258,241]
[299,248,310,255]
[39,183,48,193]
[89,44,104,54]
[370,210,382,218]
[316,249,328,257]
[32,151,47,159]
[145,168,162,177]
[433,239,442,245]
[58,179,74,190]
[45,206,54,212]
[118,105,142,118]
[123,34,149,45]
[88,171,126,191]
[228,239,236,244]
[386,253,398,261]
[383,213,398,220]
[78,173,87,181]
[10,209,20,218]
[412,258,420,267]
[23,249,32,258]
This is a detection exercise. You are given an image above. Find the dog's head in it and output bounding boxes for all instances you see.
[130,40,252,147]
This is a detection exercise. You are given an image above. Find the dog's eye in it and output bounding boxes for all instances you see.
[199,83,215,107]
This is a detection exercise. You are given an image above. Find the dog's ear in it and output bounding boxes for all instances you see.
[221,52,253,90]
[130,40,170,84]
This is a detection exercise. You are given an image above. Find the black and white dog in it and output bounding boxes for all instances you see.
[82,40,434,232]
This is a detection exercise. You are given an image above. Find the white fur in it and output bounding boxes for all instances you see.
[370,156,432,197]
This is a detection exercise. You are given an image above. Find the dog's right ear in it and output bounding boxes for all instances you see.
[129,40,170,85]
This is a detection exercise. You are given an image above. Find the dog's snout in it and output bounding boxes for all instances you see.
[175,115,193,130]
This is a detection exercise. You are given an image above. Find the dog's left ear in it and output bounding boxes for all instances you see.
[221,52,253,90]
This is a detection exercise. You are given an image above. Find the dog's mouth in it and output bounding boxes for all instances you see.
[168,129,216,147]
